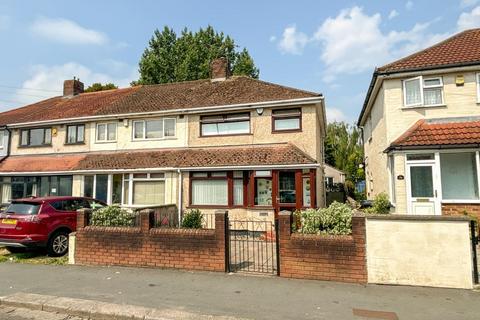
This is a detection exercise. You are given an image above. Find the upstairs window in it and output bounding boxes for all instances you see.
[0,130,4,149]
[200,112,250,136]
[476,73,480,102]
[96,122,117,142]
[272,108,302,132]
[66,124,85,144]
[20,128,52,147]
[133,118,176,140]
[403,76,444,107]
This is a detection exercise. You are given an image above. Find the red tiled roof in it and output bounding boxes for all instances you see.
[0,144,316,173]
[378,28,480,73]
[389,118,480,149]
[0,77,320,126]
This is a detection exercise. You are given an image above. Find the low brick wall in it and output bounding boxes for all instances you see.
[443,203,480,226]
[277,212,367,283]
[74,209,226,272]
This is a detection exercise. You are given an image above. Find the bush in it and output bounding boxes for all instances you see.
[89,205,137,227]
[365,192,391,214]
[181,209,203,229]
[294,202,353,235]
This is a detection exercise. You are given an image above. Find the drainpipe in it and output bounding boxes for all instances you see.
[0,126,11,164]
[177,169,182,224]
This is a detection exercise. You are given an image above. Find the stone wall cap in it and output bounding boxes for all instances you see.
[366,214,474,222]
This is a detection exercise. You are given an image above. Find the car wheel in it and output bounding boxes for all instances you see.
[5,246,26,254]
[47,230,69,257]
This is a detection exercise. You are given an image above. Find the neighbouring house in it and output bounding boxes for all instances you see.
[0,58,327,221]
[324,164,345,185]
[358,28,480,218]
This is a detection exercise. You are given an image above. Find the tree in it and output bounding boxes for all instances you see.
[84,83,118,93]
[136,25,259,85]
[324,122,365,194]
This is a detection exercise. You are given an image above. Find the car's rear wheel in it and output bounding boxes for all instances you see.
[47,230,69,257]
[5,246,26,254]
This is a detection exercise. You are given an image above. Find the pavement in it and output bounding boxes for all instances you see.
[0,306,84,320]
[0,263,479,320]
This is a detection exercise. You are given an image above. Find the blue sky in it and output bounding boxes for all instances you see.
[1,0,480,123]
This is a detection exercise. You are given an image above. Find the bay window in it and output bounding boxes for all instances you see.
[254,171,272,206]
[133,118,176,140]
[403,76,444,107]
[200,113,250,136]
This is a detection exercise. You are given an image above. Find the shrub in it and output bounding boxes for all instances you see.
[89,205,137,227]
[181,209,203,229]
[294,202,353,235]
[365,192,391,214]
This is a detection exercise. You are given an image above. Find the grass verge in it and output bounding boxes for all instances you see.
[0,247,67,265]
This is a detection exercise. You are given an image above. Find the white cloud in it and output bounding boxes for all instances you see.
[14,62,137,106]
[461,0,480,8]
[326,107,347,123]
[388,10,399,20]
[311,6,449,83]
[405,1,414,10]
[457,6,480,30]
[278,25,309,55]
[31,17,107,45]
[0,15,10,31]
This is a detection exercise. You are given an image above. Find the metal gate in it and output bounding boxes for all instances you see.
[226,217,279,275]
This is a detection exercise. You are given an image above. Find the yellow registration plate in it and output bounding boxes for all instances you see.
[1,219,17,225]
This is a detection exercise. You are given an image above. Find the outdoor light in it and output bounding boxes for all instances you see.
[256,107,264,115]
[123,119,129,127]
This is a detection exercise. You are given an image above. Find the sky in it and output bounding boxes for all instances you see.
[1,0,480,124]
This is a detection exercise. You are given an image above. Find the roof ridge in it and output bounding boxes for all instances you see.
[378,28,480,72]
[78,86,138,96]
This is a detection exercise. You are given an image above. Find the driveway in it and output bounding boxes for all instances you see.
[0,263,479,320]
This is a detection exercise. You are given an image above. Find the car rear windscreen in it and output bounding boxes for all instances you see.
[6,202,41,215]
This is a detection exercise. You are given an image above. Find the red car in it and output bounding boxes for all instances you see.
[0,196,106,256]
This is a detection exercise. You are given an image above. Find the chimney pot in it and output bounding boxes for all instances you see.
[63,78,84,96]
[210,57,230,82]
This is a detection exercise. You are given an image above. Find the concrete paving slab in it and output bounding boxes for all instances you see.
[0,292,52,311]
[42,296,101,318]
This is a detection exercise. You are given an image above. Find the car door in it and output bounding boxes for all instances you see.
[49,200,77,231]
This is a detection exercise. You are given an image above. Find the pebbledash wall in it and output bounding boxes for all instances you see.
[74,209,226,272]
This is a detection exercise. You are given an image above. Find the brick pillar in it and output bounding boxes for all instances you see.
[139,209,153,233]
[352,214,366,244]
[277,210,292,240]
[77,209,91,229]
[215,210,228,272]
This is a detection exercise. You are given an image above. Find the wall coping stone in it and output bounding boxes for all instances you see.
[366,214,473,222]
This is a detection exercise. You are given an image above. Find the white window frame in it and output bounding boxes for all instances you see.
[96,122,117,142]
[403,76,444,108]
[122,172,167,207]
[476,73,480,103]
[132,118,176,140]
[0,130,4,150]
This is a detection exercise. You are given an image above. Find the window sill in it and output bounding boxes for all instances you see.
[18,144,52,149]
[64,142,85,146]
[199,133,252,138]
[272,129,302,134]
[132,137,178,142]
[401,104,446,110]
[442,200,480,204]
[95,140,117,144]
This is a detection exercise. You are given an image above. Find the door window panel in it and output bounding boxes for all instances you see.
[95,175,108,202]
[279,171,296,203]
[410,166,433,198]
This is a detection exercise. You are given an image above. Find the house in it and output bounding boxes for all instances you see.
[324,164,345,185]
[358,28,480,219]
[0,58,327,221]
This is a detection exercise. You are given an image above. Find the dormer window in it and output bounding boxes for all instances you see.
[403,76,444,107]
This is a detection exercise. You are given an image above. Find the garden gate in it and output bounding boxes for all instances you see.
[226,217,279,275]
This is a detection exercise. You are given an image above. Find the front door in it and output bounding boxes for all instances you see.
[407,164,439,214]
[276,171,297,213]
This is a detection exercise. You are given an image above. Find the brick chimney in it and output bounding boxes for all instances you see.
[63,77,84,96]
[210,57,230,82]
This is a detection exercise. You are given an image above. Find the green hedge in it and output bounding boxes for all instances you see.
[89,205,137,227]
[293,202,353,235]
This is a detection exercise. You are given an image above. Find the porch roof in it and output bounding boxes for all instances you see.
[388,117,480,151]
[0,143,317,174]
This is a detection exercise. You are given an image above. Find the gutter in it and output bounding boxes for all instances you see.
[384,143,480,153]
[5,96,324,128]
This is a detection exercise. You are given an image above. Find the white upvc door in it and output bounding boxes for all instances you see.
[406,159,441,215]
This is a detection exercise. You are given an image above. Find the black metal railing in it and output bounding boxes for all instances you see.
[228,219,278,274]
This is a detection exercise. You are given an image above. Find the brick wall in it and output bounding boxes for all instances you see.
[74,209,226,272]
[442,203,480,232]
[277,212,367,283]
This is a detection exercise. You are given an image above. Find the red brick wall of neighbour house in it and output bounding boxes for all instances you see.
[442,203,480,231]
[74,209,227,272]
[277,212,367,283]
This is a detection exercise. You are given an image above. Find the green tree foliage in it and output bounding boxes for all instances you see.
[292,202,353,235]
[181,209,203,229]
[136,25,259,85]
[84,83,118,93]
[324,122,365,192]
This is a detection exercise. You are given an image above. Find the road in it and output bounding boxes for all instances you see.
[0,262,479,319]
